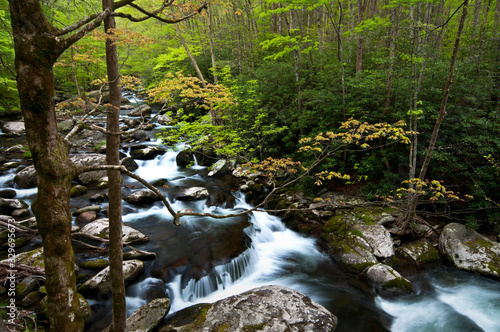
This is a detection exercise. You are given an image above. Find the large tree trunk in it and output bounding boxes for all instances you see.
[9,0,83,330]
[103,0,126,330]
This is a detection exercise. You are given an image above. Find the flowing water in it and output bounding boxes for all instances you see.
[2,109,500,331]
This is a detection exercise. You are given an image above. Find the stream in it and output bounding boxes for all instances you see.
[1,100,500,331]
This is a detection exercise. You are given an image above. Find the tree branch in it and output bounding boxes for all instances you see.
[113,1,209,23]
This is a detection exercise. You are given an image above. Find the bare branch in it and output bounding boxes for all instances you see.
[113,1,209,23]
[54,12,102,36]
[0,54,16,79]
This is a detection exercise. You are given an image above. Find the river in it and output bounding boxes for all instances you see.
[1,107,500,331]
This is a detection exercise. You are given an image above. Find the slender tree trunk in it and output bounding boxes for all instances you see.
[9,0,83,330]
[356,0,366,77]
[102,1,126,331]
[402,0,469,231]
[208,6,217,83]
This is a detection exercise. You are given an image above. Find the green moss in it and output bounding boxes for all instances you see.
[324,215,350,236]
[382,276,413,293]
[243,322,267,330]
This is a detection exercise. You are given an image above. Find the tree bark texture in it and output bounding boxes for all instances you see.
[8,0,83,330]
[103,0,126,330]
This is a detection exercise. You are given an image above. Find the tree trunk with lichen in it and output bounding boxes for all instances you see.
[9,0,83,330]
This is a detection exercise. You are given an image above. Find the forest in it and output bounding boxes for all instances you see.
[2,0,499,228]
[0,0,500,330]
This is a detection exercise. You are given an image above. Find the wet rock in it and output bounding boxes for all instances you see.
[72,154,107,185]
[128,104,152,117]
[232,166,262,179]
[89,193,107,203]
[70,184,87,197]
[120,156,139,171]
[2,121,25,134]
[110,298,170,332]
[413,223,432,237]
[78,258,109,270]
[15,276,39,300]
[78,259,144,298]
[123,248,156,261]
[130,145,165,160]
[396,239,440,266]
[57,118,75,133]
[439,223,500,277]
[0,198,29,214]
[356,224,394,258]
[79,218,149,244]
[326,234,378,273]
[0,189,16,199]
[377,213,395,226]
[4,247,44,269]
[11,208,31,218]
[175,150,194,168]
[5,144,25,153]
[158,114,175,125]
[4,161,21,169]
[18,290,41,307]
[97,176,109,189]
[175,187,209,201]
[161,285,337,332]
[14,166,38,189]
[73,205,102,216]
[124,190,160,205]
[361,263,413,297]
[75,210,98,223]
[207,159,232,177]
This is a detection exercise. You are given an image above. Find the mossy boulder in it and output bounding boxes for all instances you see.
[103,298,170,332]
[79,218,149,244]
[37,293,92,323]
[361,263,413,297]
[15,276,39,300]
[439,223,500,277]
[396,239,441,266]
[326,233,377,273]
[159,285,337,331]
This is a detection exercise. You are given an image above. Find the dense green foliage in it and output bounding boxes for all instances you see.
[2,0,499,229]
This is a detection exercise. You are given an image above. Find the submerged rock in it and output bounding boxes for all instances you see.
[439,223,500,277]
[161,285,337,331]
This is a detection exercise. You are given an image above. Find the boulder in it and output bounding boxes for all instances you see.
[175,150,194,168]
[15,276,39,300]
[157,114,175,125]
[73,205,102,216]
[78,259,144,298]
[2,121,25,134]
[72,154,107,185]
[396,239,440,266]
[70,185,88,197]
[326,234,378,273]
[119,298,170,332]
[124,190,160,205]
[57,118,75,133]
[120,156,139,171]
[75,211,97,223]
[439,223,500,277]
[207,159,232,177]
[355,224,394,258]
[1,247,44,269]
[128,104,152,117]
[0,198,29,214]
[79,218,149,244]
[161,285,337,331]
[175,187,209,201]
[0,189,17,199]
[361,263,413,297]
[78,258,109,270]
[14,166,38,189]
[130,146,165,160]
